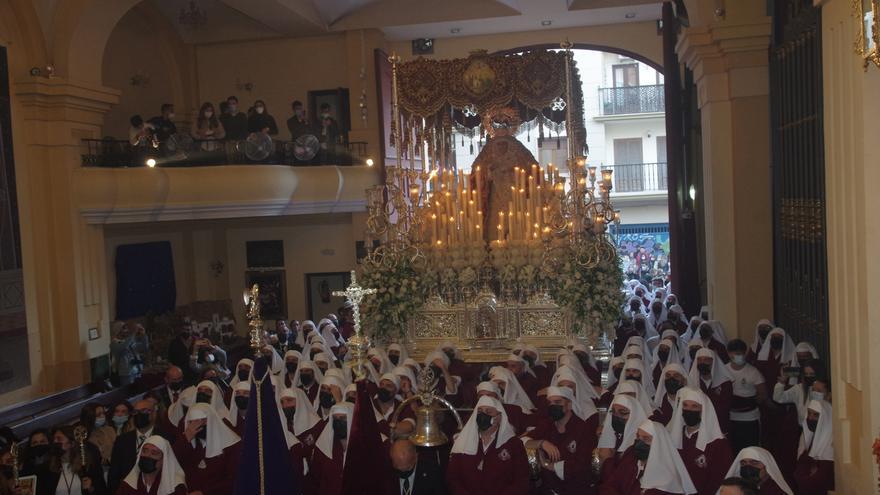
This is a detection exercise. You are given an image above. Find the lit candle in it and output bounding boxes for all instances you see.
[431,213,438,243]
[475,166,483,213]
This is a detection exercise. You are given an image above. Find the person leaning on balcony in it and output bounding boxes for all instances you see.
[247,99,279,136]
[220,95,249,140]
[191,102,226,152]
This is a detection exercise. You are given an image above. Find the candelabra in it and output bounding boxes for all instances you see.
[244,284,264,357]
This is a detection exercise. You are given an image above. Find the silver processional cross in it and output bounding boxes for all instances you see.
[332,270,376,337]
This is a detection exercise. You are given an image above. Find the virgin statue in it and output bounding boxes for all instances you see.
[471,107,543,241]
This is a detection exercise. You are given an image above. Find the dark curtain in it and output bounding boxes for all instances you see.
[115,242,176,319]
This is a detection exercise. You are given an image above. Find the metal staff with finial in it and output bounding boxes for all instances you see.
[10,441,19,487]
[332,270,376,378]
[244,284,264,358]
[73,425,88,474]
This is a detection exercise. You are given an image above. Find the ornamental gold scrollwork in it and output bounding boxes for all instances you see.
[854,0,880,69]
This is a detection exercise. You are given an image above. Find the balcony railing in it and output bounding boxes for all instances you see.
[611,162,667,193]
[80,138,368,168]
[599,85,665,115]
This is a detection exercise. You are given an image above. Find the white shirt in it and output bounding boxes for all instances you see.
[727,363,765,421]
[56,462,82,495]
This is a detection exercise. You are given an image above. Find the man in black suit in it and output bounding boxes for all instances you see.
[388,439,447,495]
[155,365,185,410]
[107,398,176,494]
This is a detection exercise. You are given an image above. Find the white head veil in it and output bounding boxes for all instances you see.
[653,362,689,409]
[315,402,354,464]
[757,327,796,363]
[195,380,230,420]
[450,396,516,456]
[551,366,598,420]
[227,381,251,427]
[798,399,833,461]
[666,387,726,451]
[615,379,654,415]
[167,386,196,427]
[488,366,535,413]
[122,435,186,495]
[290,359,325,389]
[722,446,794,495]
[184,403,240,458]
[597,394,648,451]
[229,358,254,388]
[751,319,774,354]
[688,348,734,389]
[636,420,697,494]
[623,358,656,397]
[279,387,321,437]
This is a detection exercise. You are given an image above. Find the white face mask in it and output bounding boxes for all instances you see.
[732,354,746,366]
[256,107,265,114]
[204,111,214,118]
[809,391,825,401]
[167,113,175,120]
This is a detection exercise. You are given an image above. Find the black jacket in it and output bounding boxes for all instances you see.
[388,458,448,495]
[36,443,107,495]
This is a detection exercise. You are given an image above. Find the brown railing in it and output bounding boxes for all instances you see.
[80,138,369,168]
[611,162,668,193]
[599,84,665,115]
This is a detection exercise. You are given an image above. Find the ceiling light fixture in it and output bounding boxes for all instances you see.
[541,20,552,26]
[450,28,461,34]
[624,12,637,19]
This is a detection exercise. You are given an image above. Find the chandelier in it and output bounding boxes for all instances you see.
[179,1,207,28]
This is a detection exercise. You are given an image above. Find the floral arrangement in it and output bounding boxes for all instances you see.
[359,255,430,341]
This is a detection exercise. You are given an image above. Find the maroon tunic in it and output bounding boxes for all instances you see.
[517,372,540,406]
[310,440,345,495]
[527,414,599,494]
[114,474,187,495]
[649,395,674,425]
[533,364,554,389]
[756,478,789,495]
[677,434,732,495]
[172,439,240,495]
[598,431,624,482]
[598,382,619,409]
[300,382,319,403]
[698,380,733,433]
[707,339,730,364]
[598,449,678,495]
[446,435,530,495]
[793,453,834,495]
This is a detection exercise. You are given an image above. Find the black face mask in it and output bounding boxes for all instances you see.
[475,412,493,432]
[652,306,662,314]
[611,415,627,435]
[689,349,699,361]
[285,362,297,374]
[665,378,682,395]
[630,303,640,312]
[196,428,207,441]
[50,443,66,457]
[234,396,249,411]
[299,373,314,386]
[29,444,49,459]
[770,338,783,350]
[394,467,414,480]
[806,419,818,432]
[134,412,153,429]
[283,407,296,420]
[697,363,712,375]
[612,368,622,379]
[797,359,809,368]
[430,365,443,378]
[699,327,713,340]
[319,391,336,409]
[168,381,184,391]
[196,392,212,404]
[657,349,669,362]
[625,373,641,383]
[138,457,158,474]
[444,350,456,361]
[377,389,394,403]
[389,354,400,366]
[740,465,761,484]
[633,439,651,461]
[237,370,250,381]
[803,376,816,387]
[332,418,347,440]
[547,405,565,422]
[523,355,536,367]
[682,410,702,427]
[758,327,771,340]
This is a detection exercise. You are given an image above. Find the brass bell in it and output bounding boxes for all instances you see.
[392,394,463,447]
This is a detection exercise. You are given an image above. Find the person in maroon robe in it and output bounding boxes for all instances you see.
[522,386,598,494]
[172,403,240,495]
[516,344,553,388]
[755,328,796,475]
[445,396,529,495]
[697,321,730,363]
[424,350,463,407]
[226,381,250,437]
[649,363,688,425]
[117,436,187,495]
[309,403,354,495]
[282,350,303,388]
[649,334,681,390]
[473,381,534,434]
[667,387,734,494]
[598,357,624,408]
[688,348,734,433]
[599,419,696,495]
[721,446,794,495]
[373,373,416,441]
[746,319,774,363]
[596,394,648,483]
[570,343,602,387]
[793,400,834,495]
[506,354,540,406]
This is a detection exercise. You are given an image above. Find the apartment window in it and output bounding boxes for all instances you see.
[613,138,644,192]
[613,64,639,87]
[614,138,644,164]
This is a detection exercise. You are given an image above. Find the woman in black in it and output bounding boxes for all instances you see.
[247,100,279,136]
[36,426,107,495]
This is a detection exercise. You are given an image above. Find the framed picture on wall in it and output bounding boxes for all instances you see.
[245,270,287,320]
[305,271,352,322]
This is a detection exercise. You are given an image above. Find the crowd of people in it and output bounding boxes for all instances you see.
[126,97,343,163]
[0,283,833,494]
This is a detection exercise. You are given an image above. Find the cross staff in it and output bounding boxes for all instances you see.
[332,271,376,337]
